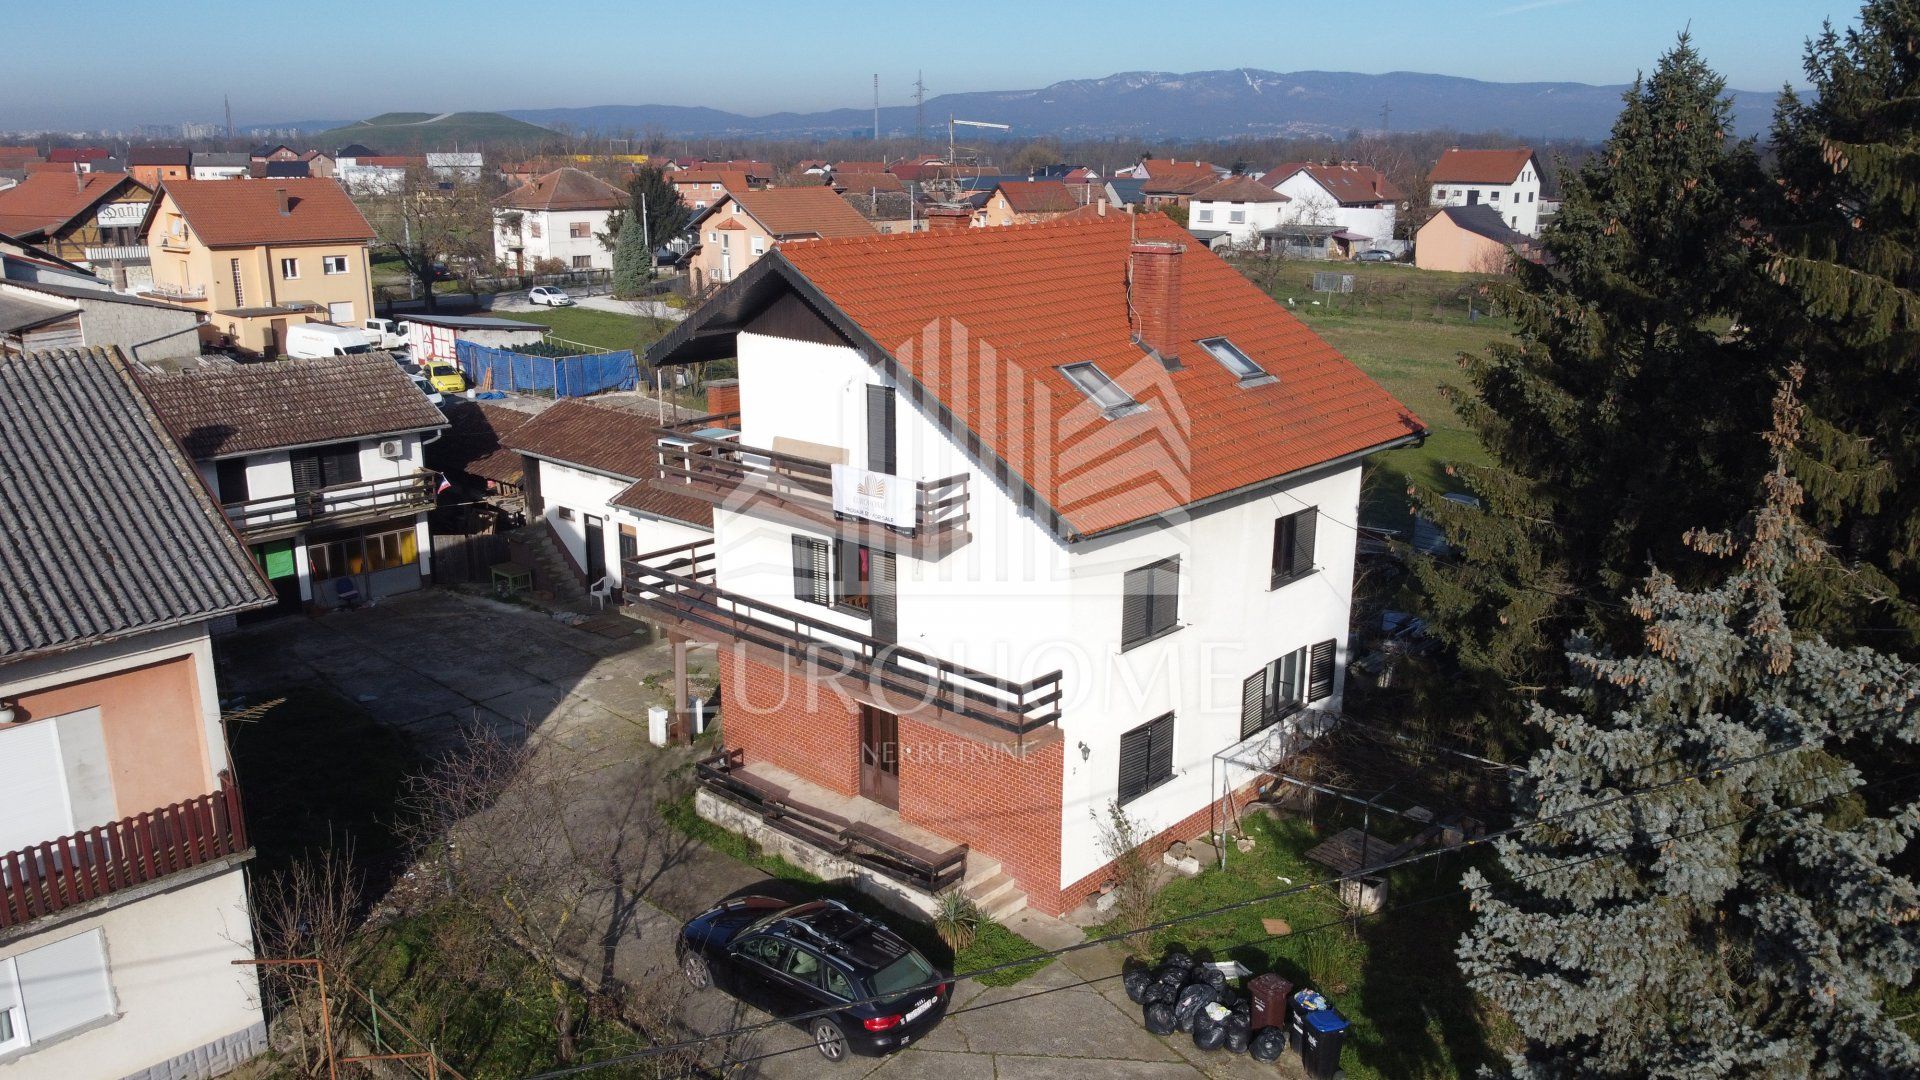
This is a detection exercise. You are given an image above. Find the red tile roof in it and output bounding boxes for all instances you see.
[831,160,889,174]
[1427,148,1537,185]
[427,400,532,485]
[992,181,1083,214]
[495,168,628,212]
[729,187,878,240]
[0,147,38,168]
[766,214,1423,537]
[47,148,109,164]
[142,353,447,458]
[155,178,373,247]
[609,477,713,529]
[0,172,147,237]
[673,170,751,192]
[1191,175,1288,204]
[830,171,906,195]
[1264,163,1404,204]
[1139,160,1223,196]
[503,396,709,540]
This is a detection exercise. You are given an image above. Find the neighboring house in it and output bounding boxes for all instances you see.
[1104,177,1147,209]
[140,177,377,354]
[397,312,547,366]
[1414,204,1543,273]
[828,172,907,197]
[252,160,310,180]
[189,153,250,180]
[1186,175,1290,249]
[300,150,336,179]
[0,147,40,169]
[669,170,750,210]
[1427,147,1543,237]
[505,398,714,593]
[127,147,192,189]
[492,167,628,273]
[0,345,275,1080]
[841,191,924,235]
[976,181,1083,226]
[46,147,110,168]
[0,252,202,360]
[142,354,449,614]
[686,187,877,293]
[426,152,484,182]
[0,171,154,266]
[428,399,534,503]
[1263,163,1403,253]
[248,144,301,165]
[631,213,1424,918]
[1121,158,1224,205]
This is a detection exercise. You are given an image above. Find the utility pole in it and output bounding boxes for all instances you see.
[914,71,927,145]
[873,74,880,141]
[224,94,233,139]
[1379,99,1392,133]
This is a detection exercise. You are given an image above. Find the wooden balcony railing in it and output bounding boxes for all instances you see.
[653,415,970,557]
[625,539,1063,740]
[221,471,437,539]
[0,772,249,932]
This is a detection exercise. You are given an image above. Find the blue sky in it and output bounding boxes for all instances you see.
[4,0,1851,129]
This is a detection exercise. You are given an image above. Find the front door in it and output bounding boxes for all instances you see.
[583,514,605,585]
[860,704,900,810]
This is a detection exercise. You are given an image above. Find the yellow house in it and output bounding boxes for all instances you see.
[140,178,376,355]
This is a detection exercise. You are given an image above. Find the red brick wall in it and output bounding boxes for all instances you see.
[895,716,1065,912]
[1129,240,1184,362]
[717,648,861,796]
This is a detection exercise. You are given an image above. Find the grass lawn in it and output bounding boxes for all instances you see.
[497,306,674,356]
[1102,809,1512,1079]
[1232,258,1513,528]
[659,795,1051,987]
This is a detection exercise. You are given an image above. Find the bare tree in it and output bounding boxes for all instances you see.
[361,165,499,311]
[253,847,364,1075]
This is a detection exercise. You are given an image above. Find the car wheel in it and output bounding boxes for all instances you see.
[681,950,711,989]
[812,1018,848,1062]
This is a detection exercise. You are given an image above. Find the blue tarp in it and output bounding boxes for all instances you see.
[455,339,638,398]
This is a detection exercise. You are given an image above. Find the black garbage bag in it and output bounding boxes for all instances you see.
[1200,965,1228,990]
[1142,980,1176,1007]
[1223,1015,1252,1055]
[1173,984,1216,1033]
[1192,1013,1228,1052]
[1124,968,1154,1004]
[1249,1026,1287,1062]
[1215,989,1243,1013]
[1156,966,1187,992]
[1143,1001,1177,1036]
[1161,949,1194,973]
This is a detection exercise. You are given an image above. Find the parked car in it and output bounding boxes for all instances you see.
[528,285,574,307]
[679,897,951,1061]
[1354,249,1397,263]
[410,374,443,405]
[284,322,376,359]
[422,361,468,395]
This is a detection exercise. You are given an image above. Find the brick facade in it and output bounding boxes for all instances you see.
[894,715,1064,912]
[717,647,861,796]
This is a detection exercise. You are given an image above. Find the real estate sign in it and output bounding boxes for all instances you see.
[831,464,915,529]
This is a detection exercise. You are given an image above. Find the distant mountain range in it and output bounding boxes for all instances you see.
[274,68,1780,148]
[501,68,1779,143]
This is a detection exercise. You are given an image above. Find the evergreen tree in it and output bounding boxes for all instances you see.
[611,212,649,299]
[1458,378,1920,1077]
[1755,0,1920,647]
[1412,38,1773,747]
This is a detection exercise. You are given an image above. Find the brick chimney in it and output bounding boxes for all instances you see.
[1130,240,1184,367]
[276,187,291,215]
[705,377,740,417]
[925,206,970,231]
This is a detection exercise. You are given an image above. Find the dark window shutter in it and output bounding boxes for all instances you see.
[792,536,829,605]
[1152,559,1180,638]
[1271,518,1288,586]
[867,385,897,475]
[1121,566,1152,647]
[1241,669,1268,741]
[1117,724,1151,802]
[1291,510,1317,579]
[1148,714,1175,788]
[1308,639,1337,701]
[215,458,250,505]
[290,451,324,493]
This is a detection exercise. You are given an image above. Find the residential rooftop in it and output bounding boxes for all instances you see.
[140,352,447,459]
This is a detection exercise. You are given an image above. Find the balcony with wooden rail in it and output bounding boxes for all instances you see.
[624,538,1063,751]
[221,470,438,542]
[651,414,971,559]
[0,772,250,936]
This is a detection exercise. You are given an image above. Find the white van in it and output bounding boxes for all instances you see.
[285,322,377,359]
[361,318,411,350]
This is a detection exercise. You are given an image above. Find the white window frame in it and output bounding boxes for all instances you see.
[750,237,765,256]
[0,959,25,1054]
[1198,336,1273,385]
[322,255,348,275]
[279,257,299,279]
[0,929,115,1052]
[1228,208,1246,224]
[1060,361,1146,418]
[1195,207,1213,223]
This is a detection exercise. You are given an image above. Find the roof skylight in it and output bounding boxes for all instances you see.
[1199,337,1276,386]
[1060,362,1147,418]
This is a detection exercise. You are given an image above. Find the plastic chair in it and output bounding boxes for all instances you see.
[334,576,362,610]
[588,576,613,611]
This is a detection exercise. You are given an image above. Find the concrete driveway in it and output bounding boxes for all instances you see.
[216,591,1305,1078]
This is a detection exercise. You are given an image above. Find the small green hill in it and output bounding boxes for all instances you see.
[315,111,553,152]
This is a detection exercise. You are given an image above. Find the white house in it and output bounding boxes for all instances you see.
[1427,147,1544,237]
[1186,175,1291,249]
[426,152,484,183]
[1264,162,1404,253]
[188,152,250,180]
[493,167,628,274]
[142,355,449,615]
[630,215,1425,919]
[1,345,278,1080]
[504,398,714,594]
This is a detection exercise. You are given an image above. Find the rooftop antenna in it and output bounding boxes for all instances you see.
[873,74,880,141]
[913,71,927,145]
[224,94,233,139]
[948,116,1010,169]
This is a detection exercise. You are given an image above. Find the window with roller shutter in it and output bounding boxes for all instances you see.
[1121,557,1180,650]
[1308,639,1337,701]
[1271,508,1317,588]
[1118,713,1175,803]
[866,384,896,475]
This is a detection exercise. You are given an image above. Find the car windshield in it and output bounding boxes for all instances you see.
[868,949,935,998]
[342,344,373,354]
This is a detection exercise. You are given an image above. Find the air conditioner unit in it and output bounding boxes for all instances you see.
[378,439,406,460]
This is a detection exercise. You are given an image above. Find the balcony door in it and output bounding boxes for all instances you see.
[0,709,114,860]
[859,704,900,810]
[583,514,606,585]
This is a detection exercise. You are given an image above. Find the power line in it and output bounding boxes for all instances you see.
[518,737,1899,1078]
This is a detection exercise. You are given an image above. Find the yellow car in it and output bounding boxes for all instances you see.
[423,361,468,395]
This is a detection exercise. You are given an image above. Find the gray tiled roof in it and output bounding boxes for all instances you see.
[141,353,448,459]
[0,347,273,661]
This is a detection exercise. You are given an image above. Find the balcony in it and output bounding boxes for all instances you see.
[624,539,1062,747]
[653,415,970,559]
[142,281,206,301]
[222,471,438,541]
[0,773,249,933]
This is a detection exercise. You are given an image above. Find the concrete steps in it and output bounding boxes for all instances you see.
[960,856,1028,921]
[509,525,585,601]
